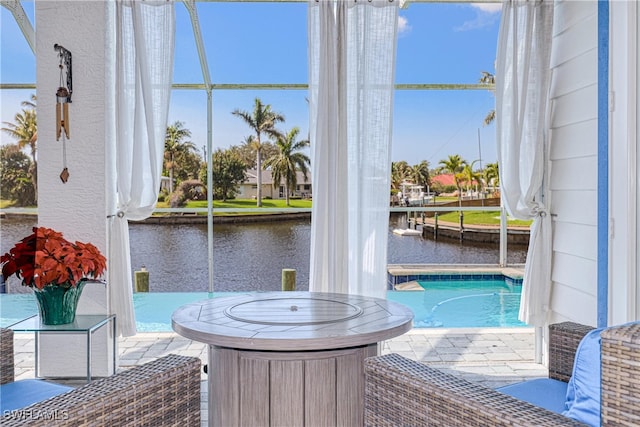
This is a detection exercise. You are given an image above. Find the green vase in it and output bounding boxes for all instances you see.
[33,281,86,325]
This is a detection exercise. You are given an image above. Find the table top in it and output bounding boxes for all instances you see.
[171,292,414,351]
[8,314,115,332]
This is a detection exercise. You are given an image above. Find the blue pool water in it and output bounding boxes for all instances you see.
[1,281,526,331]
[392,280,526,328]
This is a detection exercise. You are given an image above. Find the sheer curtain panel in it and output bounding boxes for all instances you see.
[496,0,554,327]
[308,0,398,299]
[109,0,175,336]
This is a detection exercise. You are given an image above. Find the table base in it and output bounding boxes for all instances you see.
[209,344,378,427]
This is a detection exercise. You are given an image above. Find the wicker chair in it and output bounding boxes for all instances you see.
[1,327,201,426]
[364,321,640,426]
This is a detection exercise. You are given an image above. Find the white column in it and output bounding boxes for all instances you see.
[36,1,113,378]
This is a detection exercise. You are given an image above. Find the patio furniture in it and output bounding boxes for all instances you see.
[8,314,117,382]
[364,321,640,426]
[1,328,201,426]
[172,291,413,426]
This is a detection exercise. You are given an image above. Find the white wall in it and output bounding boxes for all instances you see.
[609,0,639,324]
[36,1,113,377]
[548,1,640,327]
[548,0,598,326]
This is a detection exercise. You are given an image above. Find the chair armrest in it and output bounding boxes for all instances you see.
[364,353,587,426]
[548,322,595,382]
[601,322,640,426]
[2,354,201,426]
[1,328,14,384]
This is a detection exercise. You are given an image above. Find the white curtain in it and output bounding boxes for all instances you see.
[496,0,554,327]
[109,0,175,336]
[308,0,398,299]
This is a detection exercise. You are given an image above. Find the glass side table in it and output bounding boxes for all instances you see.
[9,314,116,383]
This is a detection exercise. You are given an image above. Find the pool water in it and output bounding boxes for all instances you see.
[389,279,527,328]
[1,281,527,331]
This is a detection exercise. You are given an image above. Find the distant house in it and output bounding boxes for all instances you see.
[237,169,312,200]
[430,173,456,188]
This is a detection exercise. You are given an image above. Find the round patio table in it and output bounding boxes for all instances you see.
[172,291,413,427]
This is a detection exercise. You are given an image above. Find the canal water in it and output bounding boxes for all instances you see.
[0,215,527,293]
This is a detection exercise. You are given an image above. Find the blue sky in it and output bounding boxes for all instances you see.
[1,1,501,167]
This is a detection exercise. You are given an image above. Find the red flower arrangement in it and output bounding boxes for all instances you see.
[1,227,107,290]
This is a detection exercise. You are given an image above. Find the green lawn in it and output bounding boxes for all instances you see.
[435,210,532,227]
[156,199,313,210]
[2,197,529,227]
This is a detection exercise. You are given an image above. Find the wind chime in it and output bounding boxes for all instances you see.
[54,43,72,183]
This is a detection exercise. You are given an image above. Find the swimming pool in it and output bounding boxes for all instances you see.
[1,280,526,331]
[390,279,526,328]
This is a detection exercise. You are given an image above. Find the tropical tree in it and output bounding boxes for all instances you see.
[483,162,500,192]
[231,136,278,170]
[232,98,285,207]
[263,127,310,206]
[1,94,38,199]
[479,71,496,126]
[172,149,203,183]
[211,148,247,201]
[460,161,480,193]
[391,161,410,190]
[409,160,430,189]
[164,121,196,194]
[0,144,36,206]
[438,154,467,208]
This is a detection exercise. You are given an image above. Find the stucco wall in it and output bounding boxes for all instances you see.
[548,1,598,326]
[36,1,112,377]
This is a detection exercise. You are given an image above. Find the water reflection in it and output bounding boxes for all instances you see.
[1,215,526,293]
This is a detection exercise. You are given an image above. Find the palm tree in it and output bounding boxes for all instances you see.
[460,162,480,193]
[264,127,310,206]
[232,98,285,207]
[479,71,496,126]
[438,154,467,209]
[2,95,38,198]
[409,160,430,189]
[164,121,196,194]
[391,161,410,191]
[483,162,500,193]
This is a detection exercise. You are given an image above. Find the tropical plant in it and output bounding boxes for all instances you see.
[263,127,310,206]
[1,94,38,200]
[460,161,480,192]
[391,161,410,190]
[483,162,500,191]
[438,154,468,208]
[409,160,430,188]
[164,121,196,194]
[169,179,207,208]
[479,71,496,126]
[1,227,106,290]
[211,148,247,201]
[0,144,36,206]
[232,98,285,207]
[231,136,279,170]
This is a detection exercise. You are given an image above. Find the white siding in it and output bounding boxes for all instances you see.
[610,0,640,324]
[548,0,598,325]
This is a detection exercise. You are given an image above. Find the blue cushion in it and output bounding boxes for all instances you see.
[498,378,568,414]
[0,379,73,412]
[562,327,605,427]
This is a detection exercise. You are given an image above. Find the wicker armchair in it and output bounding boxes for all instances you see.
[1,328,201,426]
[364,321,640,426]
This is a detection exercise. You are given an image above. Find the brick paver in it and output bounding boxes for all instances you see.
[12,327,546,426]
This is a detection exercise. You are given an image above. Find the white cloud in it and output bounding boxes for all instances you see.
[471,3,503,14]
[398,16,411,36]
[455,4,501,32]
